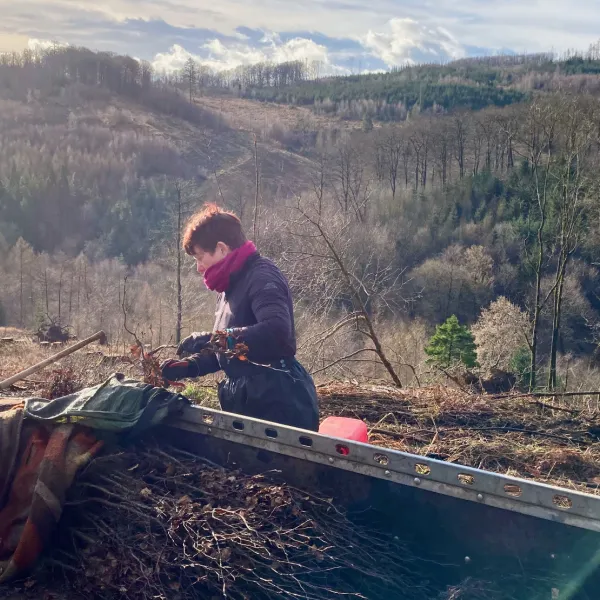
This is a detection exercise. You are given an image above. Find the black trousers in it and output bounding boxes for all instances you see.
[218,358,319,432]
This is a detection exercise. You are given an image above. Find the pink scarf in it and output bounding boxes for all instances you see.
[204,241,257,293]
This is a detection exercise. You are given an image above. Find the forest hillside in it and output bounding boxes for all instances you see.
[1,45,600,392]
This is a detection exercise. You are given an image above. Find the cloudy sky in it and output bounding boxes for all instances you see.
[1,0,599,73]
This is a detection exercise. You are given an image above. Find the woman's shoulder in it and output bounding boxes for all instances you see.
[249,254,280,272]
[247,255,289,288]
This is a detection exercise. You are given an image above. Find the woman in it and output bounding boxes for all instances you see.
[160,204,320,432]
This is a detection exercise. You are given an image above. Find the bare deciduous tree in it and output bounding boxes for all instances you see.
[288,198,404,386]
[546,97,598,388]
[183,58,197,103]
[472,297,531,374]
[453,112,470,180]
[513,97,561,390]
[332,139,372,222]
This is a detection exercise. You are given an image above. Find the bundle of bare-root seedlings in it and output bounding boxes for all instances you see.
[34,443,446,600]
[3,442,556,600]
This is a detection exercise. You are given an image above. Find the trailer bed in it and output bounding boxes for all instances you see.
[163,404,600,599]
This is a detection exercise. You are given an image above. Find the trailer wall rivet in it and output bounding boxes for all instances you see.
[465,556,471,564]
[385,470,391,477]
[328,457,334,463]
[207,428,212,433]
[477,493,483,501]
[414,477,421,485]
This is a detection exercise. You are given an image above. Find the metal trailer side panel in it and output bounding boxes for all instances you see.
[158,406,600,599]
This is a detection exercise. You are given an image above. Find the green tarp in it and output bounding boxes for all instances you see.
[23,373,189,435]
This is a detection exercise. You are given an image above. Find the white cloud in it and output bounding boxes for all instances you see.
[201,38,266,70]
[6,1,600,78]
[362,18,466,67]
[4,0,600,63]
[47,0,587,53]
[152,34,349,75]
[27,38,69,51]
[267,38,334,67]
[151,44,195,72]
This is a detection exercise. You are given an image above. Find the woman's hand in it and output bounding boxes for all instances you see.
[160,359,193,381]
[176,332,212,357]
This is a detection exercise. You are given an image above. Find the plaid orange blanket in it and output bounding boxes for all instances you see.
[0,420,103,582]
[0,376,188,583]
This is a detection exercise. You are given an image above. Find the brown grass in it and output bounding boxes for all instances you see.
[318,383,600,495]
[0,330,140,397]
[195,95,357,133]
[0,326,29,339]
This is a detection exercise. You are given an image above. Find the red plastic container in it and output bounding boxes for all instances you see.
[319,416,369,444]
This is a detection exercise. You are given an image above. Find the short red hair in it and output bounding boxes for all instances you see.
[183,204,246,254]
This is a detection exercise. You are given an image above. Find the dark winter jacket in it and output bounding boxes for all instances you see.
[189,253,296,375]
[189,253,319,431]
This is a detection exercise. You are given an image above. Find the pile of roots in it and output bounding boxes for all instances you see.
[31,444,448,600]
[318,383,600,495]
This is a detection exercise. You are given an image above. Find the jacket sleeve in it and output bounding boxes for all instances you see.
[188,352,221,377]
[229,268,293,363]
